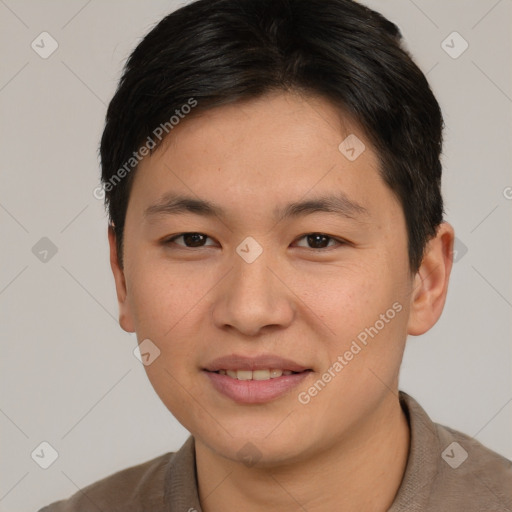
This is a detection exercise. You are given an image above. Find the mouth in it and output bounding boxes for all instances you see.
[203,355,313,403]
[204,354,310,373]
[209,369,306,380]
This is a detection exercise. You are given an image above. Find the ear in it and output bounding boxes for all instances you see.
[108,225,135,333]
[407,222,455,336]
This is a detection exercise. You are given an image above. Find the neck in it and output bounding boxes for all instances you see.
[195,393,410,512]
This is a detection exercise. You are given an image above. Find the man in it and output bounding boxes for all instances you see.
[39,0,512,510]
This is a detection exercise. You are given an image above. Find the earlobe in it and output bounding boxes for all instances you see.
[108,225,136,333]
[407,222,454,336]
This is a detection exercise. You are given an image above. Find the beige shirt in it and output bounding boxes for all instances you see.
[39,392,512,511]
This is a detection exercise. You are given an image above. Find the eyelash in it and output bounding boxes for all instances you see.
[163,232,348,250]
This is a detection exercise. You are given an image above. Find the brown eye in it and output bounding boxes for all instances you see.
[295,233,341,249]
[167,233,216,248]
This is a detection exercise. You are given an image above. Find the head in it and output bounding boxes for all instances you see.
[102,0,454,465]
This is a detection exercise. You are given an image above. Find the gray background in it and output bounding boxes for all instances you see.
[0,1,511,510]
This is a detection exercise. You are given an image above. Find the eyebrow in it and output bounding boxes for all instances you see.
[144,192,369,222]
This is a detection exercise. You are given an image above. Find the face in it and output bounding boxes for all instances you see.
[111,91,427,465]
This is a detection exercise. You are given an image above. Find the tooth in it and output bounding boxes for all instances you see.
[223,369,290,380]
[253,369,271,380]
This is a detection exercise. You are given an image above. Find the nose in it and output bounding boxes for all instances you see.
[211,253,295,337]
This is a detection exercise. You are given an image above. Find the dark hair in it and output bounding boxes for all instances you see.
[100,0,444,273]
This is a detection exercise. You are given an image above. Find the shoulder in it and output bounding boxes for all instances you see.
[37,451,174,512]
[395,392,512,512]
[431,421,512,511]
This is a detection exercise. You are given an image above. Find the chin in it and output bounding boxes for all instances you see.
[199,428,313,468]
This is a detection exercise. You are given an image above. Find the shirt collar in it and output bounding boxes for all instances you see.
[388,391,440,511]
[164,435,202,510]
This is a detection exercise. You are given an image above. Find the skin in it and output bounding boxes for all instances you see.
[109,90,454,511]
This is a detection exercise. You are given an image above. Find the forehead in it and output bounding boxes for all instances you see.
[164,91,368,161]
[130,91,399,223]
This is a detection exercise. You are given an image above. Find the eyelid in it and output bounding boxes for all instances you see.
[162,232,349,250]
[293,233,348,250]
[164,233,218,247]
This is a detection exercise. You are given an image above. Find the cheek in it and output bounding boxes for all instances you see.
[298,259,409,368]
[124,256,216,380]
[125,260,207,412]
[125,254,203,338]
[127,275,173,336]
[296,263,391,334]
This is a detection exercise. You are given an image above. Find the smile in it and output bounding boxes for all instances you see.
[215,369,296,380]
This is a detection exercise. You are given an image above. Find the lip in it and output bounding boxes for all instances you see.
[203,354,313,404]
[204,354,309,372]
[204,370,312,404]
